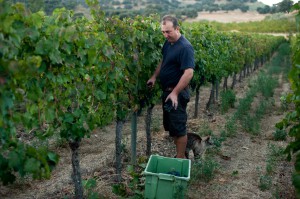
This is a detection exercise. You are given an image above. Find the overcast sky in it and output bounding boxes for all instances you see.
[258,0,298,6]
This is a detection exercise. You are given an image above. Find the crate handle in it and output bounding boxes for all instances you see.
[158,174,175,181]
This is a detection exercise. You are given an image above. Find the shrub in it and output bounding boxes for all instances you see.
[266,143,285,175]
[225,117,237,137]
[220,89,236,114]
[235,93,254,120]
[273,128,287,141]
[191,158,219,182]
[256,73,278,98]
[241,114,260,135]
[259,175,272,191]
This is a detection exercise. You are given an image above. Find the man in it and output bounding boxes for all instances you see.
[147,15,195,159]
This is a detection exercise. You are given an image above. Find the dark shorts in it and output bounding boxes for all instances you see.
[162,89,190,137]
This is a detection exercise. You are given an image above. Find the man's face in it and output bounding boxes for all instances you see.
[161,20,180,43]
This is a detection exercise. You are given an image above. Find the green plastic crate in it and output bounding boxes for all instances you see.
[143,155,191,199]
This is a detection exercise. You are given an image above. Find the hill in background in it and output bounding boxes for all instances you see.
[11,0,293,21]
[97,0,266,19]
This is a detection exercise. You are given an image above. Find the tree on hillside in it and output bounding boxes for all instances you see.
[220,1,249,12]
[257,5,271,14]
[257,0,294,14]
[276,0,294,13]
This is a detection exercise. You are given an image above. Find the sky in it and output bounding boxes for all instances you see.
[258,0,298,6]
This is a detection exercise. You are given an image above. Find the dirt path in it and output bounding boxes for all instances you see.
[0,57,295,198]
[186,71,295,198]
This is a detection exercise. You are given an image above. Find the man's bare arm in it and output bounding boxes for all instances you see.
[172,68,194,95]
[165,68,194,109]
[147,61,162,87]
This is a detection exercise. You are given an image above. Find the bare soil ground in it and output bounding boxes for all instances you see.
[186,71,295,199]
[0,53,295,199]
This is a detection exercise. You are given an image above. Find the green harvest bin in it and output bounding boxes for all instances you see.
[143,155,191,199]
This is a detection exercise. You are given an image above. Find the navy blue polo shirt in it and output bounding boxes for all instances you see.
[159,35,195,90]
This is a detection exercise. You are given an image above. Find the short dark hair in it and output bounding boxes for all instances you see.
[161,15,179,28]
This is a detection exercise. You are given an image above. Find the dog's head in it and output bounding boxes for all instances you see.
[203,136,214,146]
[193,135,213,159]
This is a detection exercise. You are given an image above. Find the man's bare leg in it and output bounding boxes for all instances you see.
[174,135,187,158]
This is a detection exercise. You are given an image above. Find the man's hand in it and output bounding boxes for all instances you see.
[147,61,161,88]
[147,78,155,88]
[165,92,178,110]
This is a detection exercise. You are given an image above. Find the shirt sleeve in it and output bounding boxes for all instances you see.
[180,45,195,70]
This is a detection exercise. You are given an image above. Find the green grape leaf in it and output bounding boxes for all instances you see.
[47,152,59,164]
[8,151,21,170]
[95,90,106,100]
[24,158,41,173]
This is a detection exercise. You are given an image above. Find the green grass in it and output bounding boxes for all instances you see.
[224,116,238,137]
[257,143,286,192]
[197,122,213,136]
[220,89,236,114]
[259,175,272,191]
[191,158,219,183]
[256,73,278,98]
[232,69,280,134]
[273,128,287,141]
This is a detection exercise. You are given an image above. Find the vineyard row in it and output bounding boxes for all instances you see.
[0,1,288,197]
